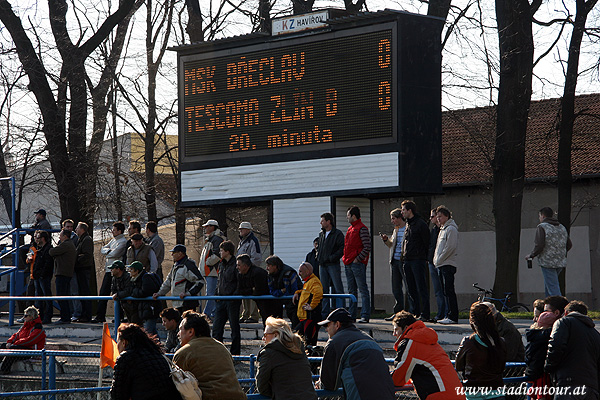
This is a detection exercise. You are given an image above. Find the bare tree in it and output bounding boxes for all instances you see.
[557,0,599,231]
[492,0,540,297]
[0,0,138,226]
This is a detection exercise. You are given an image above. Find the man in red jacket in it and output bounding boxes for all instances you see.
[342,205,371,323]
[0,306,46,374]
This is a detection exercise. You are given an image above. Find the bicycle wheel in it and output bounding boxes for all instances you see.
[509,303,530,312]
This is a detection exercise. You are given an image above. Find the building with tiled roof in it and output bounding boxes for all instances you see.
[411,93,600,310]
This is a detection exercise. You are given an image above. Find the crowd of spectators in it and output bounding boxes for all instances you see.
[4,206,599,400]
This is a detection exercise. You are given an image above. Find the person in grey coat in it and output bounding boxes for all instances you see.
[256,316,317,400]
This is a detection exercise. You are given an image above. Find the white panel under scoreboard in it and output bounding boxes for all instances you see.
[181,152,399,203]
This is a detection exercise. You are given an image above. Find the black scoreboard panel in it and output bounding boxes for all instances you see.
[181,27,395,158]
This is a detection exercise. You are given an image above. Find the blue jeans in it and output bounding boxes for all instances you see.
[144,318,158,336]
[541,267,563,297]
[203,276,218,318]
[55,275,72,322]
[429,262,446,319]
[390,260,404,313]
[403,260,430,319]
[319,263,345,317]
[212,300,242,355]
[34,277,53,322]
[437,265,458,321]
[345,263,370,320]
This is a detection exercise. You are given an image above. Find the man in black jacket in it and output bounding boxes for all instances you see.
[236,254,269,324]
[212,240,242,355]
[316,212,345,319]
[31,231,54,324]
[400,200,431,321]
[73,222,94,322]
[545,300,600,399]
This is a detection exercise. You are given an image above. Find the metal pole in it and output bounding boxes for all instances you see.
[113,300,120,338]
[41,349,47,400]
[249,354,256,394]
[48,354,56,400]
[9,178,16,327]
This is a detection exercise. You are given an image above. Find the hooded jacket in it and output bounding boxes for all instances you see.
[529,217,572,269]
[7,316,46,349]
[320,325,395,400]
[256,338,317,400]
[525,328,552,380]
[156,256,204,308]
[433,219,458,268]
[392,320,465,400]
[200,228,226,277]
[545,311,600,390]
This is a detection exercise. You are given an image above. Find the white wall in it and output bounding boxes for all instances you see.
[272,197,331,269]
[181,152,398,202]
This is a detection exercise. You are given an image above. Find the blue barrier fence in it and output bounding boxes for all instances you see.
[0,348,531,399]
[0,293,357,336]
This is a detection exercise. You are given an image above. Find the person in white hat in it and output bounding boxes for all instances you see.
[200,219,226,319]
[236,221,262,323]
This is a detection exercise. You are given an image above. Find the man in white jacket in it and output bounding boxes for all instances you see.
[93,221,128,323]
[433,206,459,324]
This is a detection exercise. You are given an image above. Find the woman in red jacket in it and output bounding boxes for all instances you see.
[0,305,46,374]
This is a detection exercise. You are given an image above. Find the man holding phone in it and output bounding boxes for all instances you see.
[380,208,406,321]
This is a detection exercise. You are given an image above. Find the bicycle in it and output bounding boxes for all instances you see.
[472,283,530,312]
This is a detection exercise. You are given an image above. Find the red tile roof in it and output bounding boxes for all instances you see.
[442,93,600,185]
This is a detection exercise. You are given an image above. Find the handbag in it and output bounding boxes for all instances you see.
[163,355,203,400]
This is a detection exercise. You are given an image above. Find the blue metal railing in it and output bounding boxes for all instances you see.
[0,348,530,399]
[0,293,357,337]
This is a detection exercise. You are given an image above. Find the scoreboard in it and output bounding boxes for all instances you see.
[181,26,394,159]
[175,11,443,205]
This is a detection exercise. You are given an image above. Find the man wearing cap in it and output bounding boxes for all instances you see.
[145,221,165,279]
[317,308,396,400]
[126,233,158,273]
[32,209,52,230]
[94,221,128,323]
[199,219,226,320]
[109,261,132,318]
[237,221,262,323]
[153,244,205,314]
[127,261,162,335]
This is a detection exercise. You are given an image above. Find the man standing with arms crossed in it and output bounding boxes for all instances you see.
[400,200,431,322]
[317,212,345,318]
[199,219,226,320]
[342,206,371,323]
[237,221,262,323]
[93,221,128,323]
[434,206,459,324]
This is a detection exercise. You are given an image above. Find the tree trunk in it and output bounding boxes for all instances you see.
[492,0,534,299]
[292,0,314,15]
[185,0,203,43]
[557,0,598,294]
